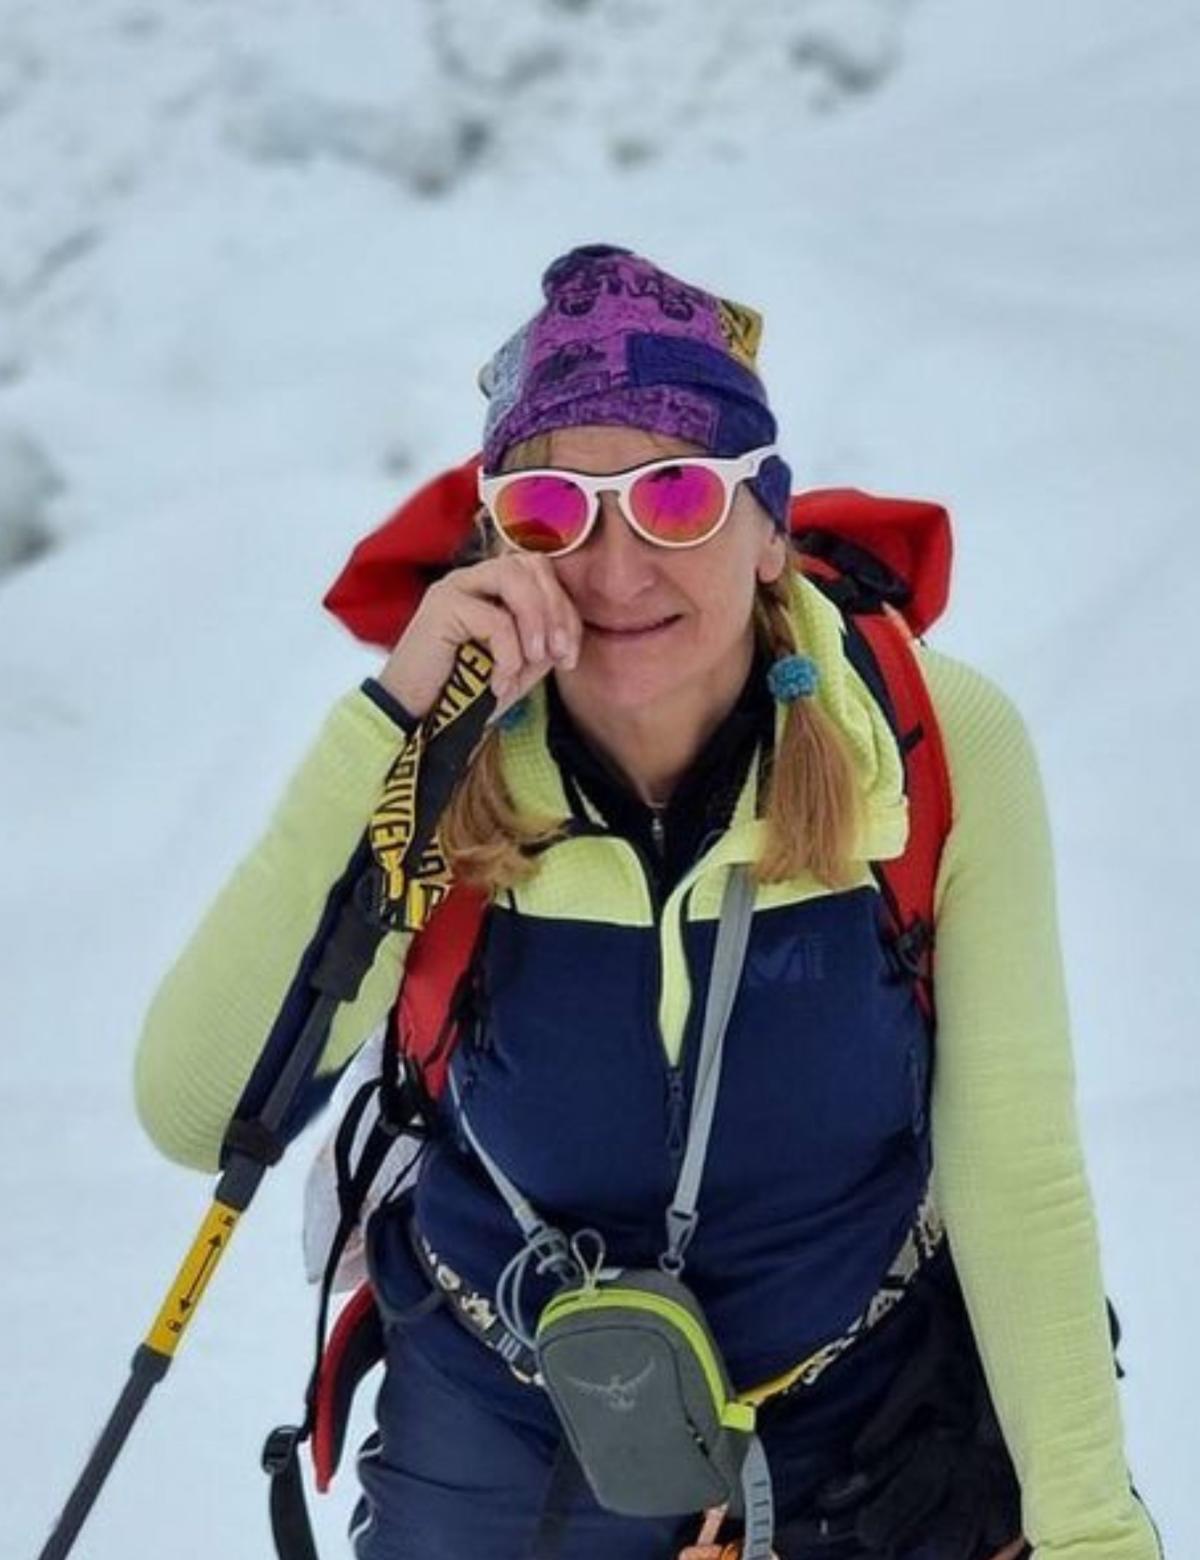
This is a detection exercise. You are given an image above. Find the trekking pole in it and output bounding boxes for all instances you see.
[37,643,496,1560]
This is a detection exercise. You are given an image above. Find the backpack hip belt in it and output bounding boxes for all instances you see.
[408,1180,945,1402]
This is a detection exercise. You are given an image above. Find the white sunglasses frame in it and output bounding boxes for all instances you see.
[477,443,779,558]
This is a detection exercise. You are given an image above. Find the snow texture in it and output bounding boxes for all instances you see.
[1,0,1195,1555]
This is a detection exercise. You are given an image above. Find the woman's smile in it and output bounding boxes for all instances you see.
[583,612,683,642]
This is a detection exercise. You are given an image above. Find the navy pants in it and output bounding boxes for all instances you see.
[348,1319,951,1560]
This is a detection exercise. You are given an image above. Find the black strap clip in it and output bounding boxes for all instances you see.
[892,916,933,979]
[797,530,913,615]
[262,1423,304,1477]
[262,1423,320,1560]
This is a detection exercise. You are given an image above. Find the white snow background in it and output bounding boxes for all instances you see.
[1,0,1196,1555]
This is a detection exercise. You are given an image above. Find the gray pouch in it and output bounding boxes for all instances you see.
[536,1266,757,1518]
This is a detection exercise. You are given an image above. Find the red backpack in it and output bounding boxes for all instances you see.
[264,458,956,1552]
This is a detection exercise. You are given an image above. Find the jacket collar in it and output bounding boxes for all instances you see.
[498,567,909,870]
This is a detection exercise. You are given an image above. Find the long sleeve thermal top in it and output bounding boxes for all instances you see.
[133,647,1160,1560]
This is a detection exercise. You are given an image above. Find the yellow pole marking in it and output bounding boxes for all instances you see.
[144,1201,241,1359]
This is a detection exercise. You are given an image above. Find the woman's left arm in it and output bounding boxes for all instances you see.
[920,648,1162,1560]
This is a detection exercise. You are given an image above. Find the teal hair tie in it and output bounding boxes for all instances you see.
[767,653,819,703]
[498,697,530,732]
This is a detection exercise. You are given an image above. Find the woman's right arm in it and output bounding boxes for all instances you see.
[135,550,583,1174]
[134,684,419,1173]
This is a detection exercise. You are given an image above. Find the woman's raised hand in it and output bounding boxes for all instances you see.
[376,552,582,722]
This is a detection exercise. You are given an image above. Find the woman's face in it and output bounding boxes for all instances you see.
[540,424,787,717]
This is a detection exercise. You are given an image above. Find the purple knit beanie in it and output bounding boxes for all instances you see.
[477,244,793,530]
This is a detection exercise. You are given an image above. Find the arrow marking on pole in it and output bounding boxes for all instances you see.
[180,1235,224,1311]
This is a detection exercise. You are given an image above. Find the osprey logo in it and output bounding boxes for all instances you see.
[564,1358,657,1412]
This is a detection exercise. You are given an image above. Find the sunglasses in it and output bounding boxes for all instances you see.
[478,444,778,558]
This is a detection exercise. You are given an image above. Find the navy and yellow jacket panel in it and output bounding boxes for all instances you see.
[413,646,930,1391]
[421,878,930,1392]
[134,573,1160,1560]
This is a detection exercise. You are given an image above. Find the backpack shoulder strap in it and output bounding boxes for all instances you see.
[395,882,490,1100]
[789,488,954,1024]
[799,565,953,1024]
[855,606,952,1022]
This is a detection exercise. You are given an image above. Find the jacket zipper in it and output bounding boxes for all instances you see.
[560,824,715,1181]
[606,831,690,1176]
[664,1066,687,1174]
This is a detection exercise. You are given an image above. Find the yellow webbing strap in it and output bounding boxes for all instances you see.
[741,1189,945,1407]
[367,642,493,932]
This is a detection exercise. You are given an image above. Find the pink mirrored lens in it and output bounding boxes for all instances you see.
[629,463,726,543]
[493,475,589,553]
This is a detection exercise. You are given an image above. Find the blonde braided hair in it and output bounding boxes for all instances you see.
[751,566,863,888]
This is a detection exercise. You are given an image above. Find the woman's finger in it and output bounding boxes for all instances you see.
[443,593,527,696]
[525,554,583,667]
[377,553,565,720]
[481,552,561,668]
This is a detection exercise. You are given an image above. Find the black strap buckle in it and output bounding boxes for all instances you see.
[798,530,913,614]
[262,1424,304,1476]
[892,917,932,979]
[262,1423,320,1560]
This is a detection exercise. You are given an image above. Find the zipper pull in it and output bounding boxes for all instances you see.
[649,806,665,855]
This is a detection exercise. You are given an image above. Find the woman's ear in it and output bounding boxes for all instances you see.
[756,526,788,585]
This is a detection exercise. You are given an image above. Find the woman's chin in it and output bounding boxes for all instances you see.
[560,644,687,714]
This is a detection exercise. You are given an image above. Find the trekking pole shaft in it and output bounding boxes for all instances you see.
[32,998,341,1560]
[34,856,432,1558]
[35,1188,252,1560]
[37,1345,167,1560]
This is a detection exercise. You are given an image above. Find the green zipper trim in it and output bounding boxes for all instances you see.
[537,1286,756,1433]
[656,813,762,1067]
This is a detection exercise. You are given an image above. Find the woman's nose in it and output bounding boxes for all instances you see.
[583,491,658,595]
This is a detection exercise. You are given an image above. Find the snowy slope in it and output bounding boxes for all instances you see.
[1,0,1195,1555]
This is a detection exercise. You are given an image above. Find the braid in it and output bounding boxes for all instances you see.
[754,569,864,888]
[440,723,563,889]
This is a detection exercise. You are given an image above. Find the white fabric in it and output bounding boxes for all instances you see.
[301,1023,425,1290]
